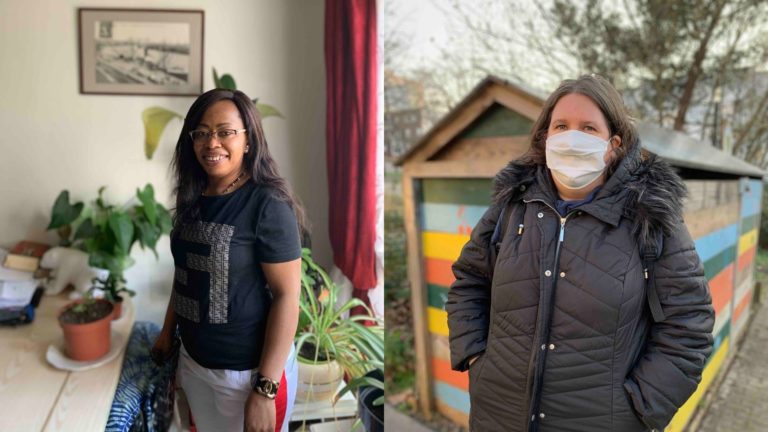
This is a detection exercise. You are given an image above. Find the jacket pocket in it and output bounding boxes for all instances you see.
[468,350,488,392]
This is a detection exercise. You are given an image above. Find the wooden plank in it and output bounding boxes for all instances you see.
[401,170,435,418]
[420,202,487,235]
[425,258,457,287]
[436,136,529,162]
[693,224,738,263]
[489,85,543,121]
[435,399,470,429]
[0,293,134,432]
[428,307,449,336]
[408,160,509,178]
[683,180,706,213]
[431,334,452,362]
[709,264,734,316]
[683,203,739,239]
[422,232,470,262]
[421,178,493,206]
[455,104,534,140]
[428,284,450,310]
[738,228,758,255]
[434,381,471,415]
[406,89,498,164]
[432,357,469,391]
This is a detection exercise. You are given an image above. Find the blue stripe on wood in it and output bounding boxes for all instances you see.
[420,202,488,234]
[740,180,762,218]
[434,381,471,414]
[693,224,738,263]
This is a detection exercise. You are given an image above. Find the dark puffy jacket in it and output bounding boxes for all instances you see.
[446,147,715,432]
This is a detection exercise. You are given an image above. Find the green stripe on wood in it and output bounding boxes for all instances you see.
[703,246,736,281]
[456,103,534,139]
[428,283,450,309]
[421,178,494,206]
[740,214,758,234]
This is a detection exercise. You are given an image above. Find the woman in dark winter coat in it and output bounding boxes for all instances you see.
[446,74,715,432]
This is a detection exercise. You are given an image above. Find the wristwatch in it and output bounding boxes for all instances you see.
[251,372,280,399]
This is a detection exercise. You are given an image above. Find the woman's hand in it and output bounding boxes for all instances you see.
[244,392,276,432]
[150,329,174,366]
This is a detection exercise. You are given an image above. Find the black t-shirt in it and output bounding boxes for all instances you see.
[170,181,301,370]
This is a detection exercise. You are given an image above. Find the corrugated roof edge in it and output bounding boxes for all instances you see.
[638,122,766,179]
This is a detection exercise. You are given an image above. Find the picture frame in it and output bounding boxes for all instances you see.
[78,8,204,96]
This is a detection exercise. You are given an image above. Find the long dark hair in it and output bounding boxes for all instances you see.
[170,88,308,237]
[522,74,642,177]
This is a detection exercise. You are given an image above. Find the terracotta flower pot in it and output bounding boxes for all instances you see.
[58,299,113,361]
[111,295,124,321]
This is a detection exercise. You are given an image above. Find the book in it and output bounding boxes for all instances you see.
[3,241,51,272]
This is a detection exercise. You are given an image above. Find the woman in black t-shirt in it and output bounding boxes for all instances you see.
[152,89,306,432]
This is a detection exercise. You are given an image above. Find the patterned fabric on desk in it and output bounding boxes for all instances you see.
[106,321,177,432]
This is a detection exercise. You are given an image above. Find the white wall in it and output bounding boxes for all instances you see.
[0,0,328,323]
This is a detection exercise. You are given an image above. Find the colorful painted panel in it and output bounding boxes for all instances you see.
[732,178,763,342]
[419,178,491,426]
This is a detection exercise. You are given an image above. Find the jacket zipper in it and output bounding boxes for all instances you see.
[523,198,576,431]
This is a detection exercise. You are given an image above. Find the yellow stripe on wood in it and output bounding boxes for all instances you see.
[422,231,471,261]
[666,337,730,432]
[428,306,449,336]
[738,228,758,255]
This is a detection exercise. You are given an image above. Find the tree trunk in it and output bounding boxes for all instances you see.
[673,1,726,131]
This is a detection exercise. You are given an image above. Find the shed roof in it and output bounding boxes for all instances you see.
[397,75,766,179]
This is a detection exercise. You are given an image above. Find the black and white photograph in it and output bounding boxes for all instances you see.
[78,9,203,96]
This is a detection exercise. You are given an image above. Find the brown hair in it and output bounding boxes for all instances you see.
[522,74,640,177]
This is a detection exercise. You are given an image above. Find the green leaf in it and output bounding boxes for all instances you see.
[256,102,284,119]
[213,67,237,89]
[74,218,98,240]
[136,184,157,225]
[213,67,221,88]
[142,106,183,159]
[135,219,160,258]
[156,205,173,234]
[108,212,134,254]
[220,74,237,90]
[47,191,84,230]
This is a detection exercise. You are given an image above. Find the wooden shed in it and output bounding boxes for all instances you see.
[395,76,766,431]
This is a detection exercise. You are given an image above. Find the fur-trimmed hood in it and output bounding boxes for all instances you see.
[491,144,688,249]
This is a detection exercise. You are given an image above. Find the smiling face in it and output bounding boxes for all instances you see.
[547,93,621,165]
[192,100,248,185]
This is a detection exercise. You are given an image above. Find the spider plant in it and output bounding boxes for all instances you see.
[295,248,384,379]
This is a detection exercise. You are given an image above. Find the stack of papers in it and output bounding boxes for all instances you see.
[0,248,40,308]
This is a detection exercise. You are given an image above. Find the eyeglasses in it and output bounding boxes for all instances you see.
[189,128,247,143]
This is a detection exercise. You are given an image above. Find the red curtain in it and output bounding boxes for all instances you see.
[324,0,378,314]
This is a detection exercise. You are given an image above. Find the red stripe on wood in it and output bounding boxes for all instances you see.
[734,289,753,323]
[432,357,469,391]
[425,257,456,287]
[738,245,757,273]
[710,263,734,316]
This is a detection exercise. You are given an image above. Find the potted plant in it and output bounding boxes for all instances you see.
[47,184,172,318]
[58,295,114,361]
[294,248,384,403]
[335,368,384,432]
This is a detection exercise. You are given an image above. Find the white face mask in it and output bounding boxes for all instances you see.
[545,130,611,190]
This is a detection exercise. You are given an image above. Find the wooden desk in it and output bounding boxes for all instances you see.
[0,293,135,432]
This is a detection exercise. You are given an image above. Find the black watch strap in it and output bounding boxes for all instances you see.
[251,373,280,399]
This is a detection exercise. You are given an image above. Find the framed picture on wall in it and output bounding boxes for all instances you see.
[78,8,204,96]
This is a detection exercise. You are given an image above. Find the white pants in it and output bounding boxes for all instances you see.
[177,343,298,432]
